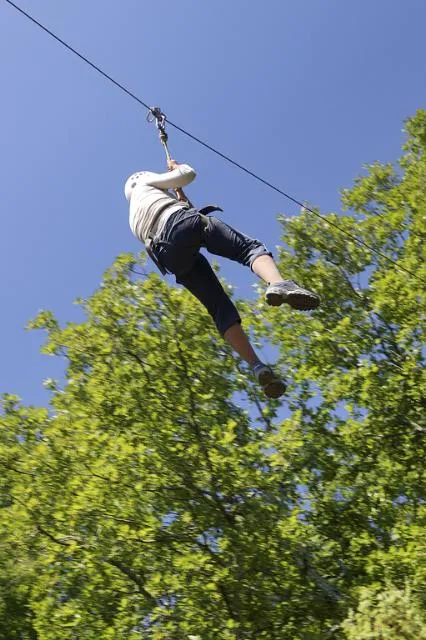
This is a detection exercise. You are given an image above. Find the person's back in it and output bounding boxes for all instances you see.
[124,164,196,243]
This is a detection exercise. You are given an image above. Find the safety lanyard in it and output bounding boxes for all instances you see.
[147,107,193,207]
[147,106,223,218]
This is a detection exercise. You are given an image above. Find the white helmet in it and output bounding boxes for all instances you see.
[124,171,148,201]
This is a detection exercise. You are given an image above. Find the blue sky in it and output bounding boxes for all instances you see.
[1,0,425,406]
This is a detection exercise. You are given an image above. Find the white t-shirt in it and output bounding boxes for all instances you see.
[124,164,196,243]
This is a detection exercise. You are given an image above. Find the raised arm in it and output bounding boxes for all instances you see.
[146,162,196,190]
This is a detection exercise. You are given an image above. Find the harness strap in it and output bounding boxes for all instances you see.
[145,238,167,276]
[145,200,188,276]
[199,205,223,216]
[145,205,213,276]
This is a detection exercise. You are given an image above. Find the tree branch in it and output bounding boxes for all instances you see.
[105,558,157,605]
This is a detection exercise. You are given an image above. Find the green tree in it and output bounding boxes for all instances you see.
[250,107,426,616]
[341,584,426,639]
[2,262,336,639]
[0,395,42,639]
[1,110,425,639]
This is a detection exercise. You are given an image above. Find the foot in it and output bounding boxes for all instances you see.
[252,363,287,399]
[265,280,320,310]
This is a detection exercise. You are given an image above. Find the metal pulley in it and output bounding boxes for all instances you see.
[147,107,171,161]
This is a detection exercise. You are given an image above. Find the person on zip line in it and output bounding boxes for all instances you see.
[124,158,320,399]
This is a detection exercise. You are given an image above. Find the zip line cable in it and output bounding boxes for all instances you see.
[4,0,424,285]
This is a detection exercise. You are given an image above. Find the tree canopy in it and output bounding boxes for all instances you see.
[1,110,425,639]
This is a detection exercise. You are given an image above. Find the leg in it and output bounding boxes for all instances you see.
[223,323,260,366]
[251,254,283,284]
[176,252,242,339]
[173,252,259,365]
[154,213,286,397]
[202,216,320,310]
[203,216,272,270]
[177,254,286,398]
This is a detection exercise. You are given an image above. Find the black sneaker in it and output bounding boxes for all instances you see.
[265,280,320,310]
[253,363,287,399]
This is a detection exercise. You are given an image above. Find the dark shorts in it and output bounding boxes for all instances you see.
[152,208,272,335]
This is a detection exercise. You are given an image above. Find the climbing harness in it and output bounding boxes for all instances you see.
[145,107,224,275]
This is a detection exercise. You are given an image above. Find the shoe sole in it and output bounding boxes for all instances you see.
[258,369,287,399]
[266,290,320,310]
